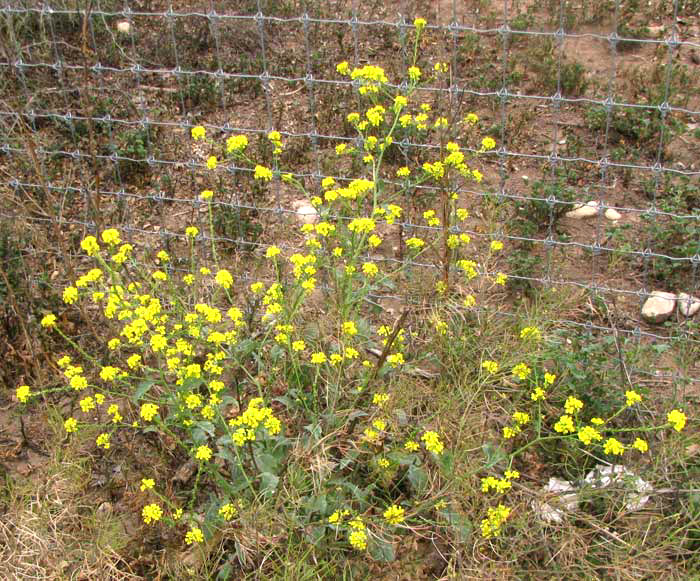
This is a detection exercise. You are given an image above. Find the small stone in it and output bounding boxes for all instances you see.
[522,175,529,182]
[604,208,622,221]
[641,291,676,323]
[292,200,319,224]
[677,293,700,317]
[565,200,599,219]
[116,20,131,34]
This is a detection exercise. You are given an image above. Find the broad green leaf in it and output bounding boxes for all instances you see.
[369,536,395,562]
[132,380,155,402]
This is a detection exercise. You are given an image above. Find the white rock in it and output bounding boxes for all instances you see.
[533,477,579,524]
[677,293,700,317]
[584,465,652,512]
[116,20,131,34]
[641,291,676,323]
[604,208,622,221]
[565,200,599,219]
[292,200,319,225]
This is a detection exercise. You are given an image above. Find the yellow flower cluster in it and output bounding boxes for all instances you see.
[383,504,405,525]
[481,504,510,538]
[229,398,281,447]
[421,430,444,455]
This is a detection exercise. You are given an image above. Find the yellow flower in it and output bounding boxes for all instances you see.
[63,286,78,304]
[603,437,625,456]
[127,354,141,370]
[215,269,233,289]
[633,438,649,453]
[140,478,155,491]
[481,360,499,373]
[414,17,426,30]
[254,165,273,181]
[544,372,556,385]
[405,237,425,250]
[590,417,604,425]
[667,409,686,432]
[511,363,531,380]
[206,156,217,170]
[336,61,349,75]
[520,326,541,341]
[199,189,213,201]
[362,262,378,277]
[142,503,163,524]
[464,113,479,125]
[408,66,421,82]
[494,272,508,286]
[191,126,206,140]
[152,270,167,282]
[40,313,57,328]
[383,504,405,525]
[195,445,212,461]
[342,321,358,336]
[404,440,419,452]
[481,504,510,538]
[625,390,642,406]
[513,411,530,425]
[101,229,121,245]
[481,136,496,150]
[490,240,504,251]
[266,245,281,258]
[564,396,584,415]
[140,403,159,422]
[554,415,575,434]
[226,134,248,153]
[219,503,237,521]
[79,396,95,413]
[311,352,327,364]
[100,366,120,381]
[80,236,100,256]
[96,433,110,449]
[503,426,520,439]
[577,426,602,445]
[348,529,367,550]
[64,417,78,433]
[422,430,444,455]
[16,385,31,403]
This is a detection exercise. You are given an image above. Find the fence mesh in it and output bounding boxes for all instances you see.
[1,0,700,389]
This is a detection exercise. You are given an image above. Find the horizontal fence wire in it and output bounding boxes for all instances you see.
[1,0,699,387]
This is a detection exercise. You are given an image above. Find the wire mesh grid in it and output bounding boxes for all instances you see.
[1,0,699,386]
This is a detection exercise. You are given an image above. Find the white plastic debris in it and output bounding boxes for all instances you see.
[116,20,131,34]
[533,477,579,523]
[584,464,652,512]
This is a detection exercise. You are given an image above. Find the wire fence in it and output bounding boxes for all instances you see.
[1,0,700,387]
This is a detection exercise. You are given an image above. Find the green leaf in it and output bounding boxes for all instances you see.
[260,472,279,496]
[369,536,395,562]
[132,380,155,402]
[438,450,454,473]
[216,562,233,581]
[407,464,428,496]
[256,452,280,474]
[482,442,508,469]
[439,506,472,543]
